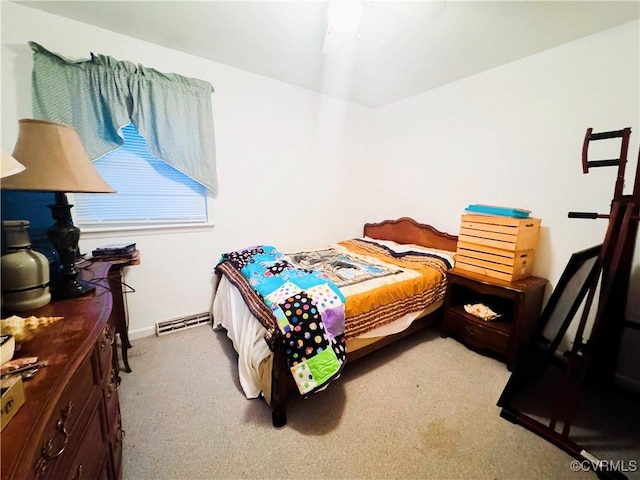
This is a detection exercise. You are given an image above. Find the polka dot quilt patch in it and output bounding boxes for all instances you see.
[220,245,346,395]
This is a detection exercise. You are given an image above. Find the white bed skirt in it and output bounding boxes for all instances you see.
[212,275,442,403]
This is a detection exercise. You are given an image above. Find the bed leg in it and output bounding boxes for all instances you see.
[272,407,287,429]
[270,339,290,428]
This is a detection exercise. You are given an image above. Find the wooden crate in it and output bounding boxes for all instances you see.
[458,215,541,251]
[455,242,536,282]
[455,214,541,281]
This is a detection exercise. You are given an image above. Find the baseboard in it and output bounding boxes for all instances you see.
[128,326,156,340]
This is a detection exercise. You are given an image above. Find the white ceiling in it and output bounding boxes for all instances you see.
[14,0,640,108]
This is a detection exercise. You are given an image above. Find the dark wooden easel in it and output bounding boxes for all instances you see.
[498,127,639,478]
[575,128,639,385]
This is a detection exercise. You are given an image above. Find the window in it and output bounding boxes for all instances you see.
[73,123,211,230]
[29,41,218,234]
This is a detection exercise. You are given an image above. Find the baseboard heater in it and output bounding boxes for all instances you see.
[156,312,211,336]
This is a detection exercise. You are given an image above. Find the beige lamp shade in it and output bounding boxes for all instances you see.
[1,150,26,178]
[2,119,115,193]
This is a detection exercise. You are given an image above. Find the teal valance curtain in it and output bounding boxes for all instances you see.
[29,41,218,196]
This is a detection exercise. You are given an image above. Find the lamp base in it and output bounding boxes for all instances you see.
[47,193,95,301]
[51,277,95,300]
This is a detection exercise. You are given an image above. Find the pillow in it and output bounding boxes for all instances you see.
[361,236,455,267]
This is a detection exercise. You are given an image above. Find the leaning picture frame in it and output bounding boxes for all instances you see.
[497,243,602,408]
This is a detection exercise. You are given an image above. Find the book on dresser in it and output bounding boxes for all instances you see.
[92,242,136,257]
[91,249,140,263]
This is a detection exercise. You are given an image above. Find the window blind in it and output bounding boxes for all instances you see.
[74,124,208,228]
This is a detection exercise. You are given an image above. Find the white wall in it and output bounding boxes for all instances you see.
[368,19,640,320]
[1,2,373,338]
[366,19,640,387]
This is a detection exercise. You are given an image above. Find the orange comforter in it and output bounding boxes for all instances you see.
[309,239,450,337]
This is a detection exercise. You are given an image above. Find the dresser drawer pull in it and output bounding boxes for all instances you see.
[465,325,480,336]
[106,371,121,399]
[100,327,115,349]
[43,401,73,459]
[34,401,73,478]
[71,464,84,480]
[114,416,125,450]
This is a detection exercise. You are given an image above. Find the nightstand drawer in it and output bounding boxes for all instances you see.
[445,309,509,353]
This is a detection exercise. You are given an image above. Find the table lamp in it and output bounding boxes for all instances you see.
[1,150,26,178]
[2,119,115,300]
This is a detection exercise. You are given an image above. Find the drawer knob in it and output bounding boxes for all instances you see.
[114,416,125,450]
[465,324,480,336]
[106,369,121,399]
[100,327,115,349]
[71,464,84,480]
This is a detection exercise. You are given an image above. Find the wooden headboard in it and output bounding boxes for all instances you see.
[363,217,458,252]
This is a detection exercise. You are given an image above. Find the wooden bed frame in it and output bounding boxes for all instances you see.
[269,217,458,427]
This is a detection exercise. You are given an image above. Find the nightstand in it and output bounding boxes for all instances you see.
[442,268,547,370]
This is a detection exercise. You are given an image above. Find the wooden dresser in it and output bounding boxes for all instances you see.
[1,263,123,480]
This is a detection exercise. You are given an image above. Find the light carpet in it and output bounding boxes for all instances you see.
[119,324,594,480]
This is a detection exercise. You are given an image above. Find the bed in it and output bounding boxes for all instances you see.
[212,217,458,427]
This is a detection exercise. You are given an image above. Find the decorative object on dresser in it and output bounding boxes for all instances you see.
[442,268,547,370]
[455,209,541,282]
[1,119,115,300]
[1,220,51,312]
[0,316,63,343]
[0,263,123,480]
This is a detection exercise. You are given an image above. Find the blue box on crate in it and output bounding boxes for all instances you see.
[465,204,531,218]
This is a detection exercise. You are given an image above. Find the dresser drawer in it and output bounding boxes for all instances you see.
[57,398,108,480]
[445,309,509,353]
[33,358,100,479]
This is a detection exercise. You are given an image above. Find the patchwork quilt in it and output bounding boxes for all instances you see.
[217,246,346,396]
[290,239,452,337]
[287,247,403,287]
